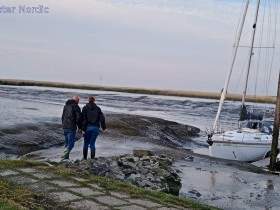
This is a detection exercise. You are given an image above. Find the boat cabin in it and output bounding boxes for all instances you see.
[239,120,273,135]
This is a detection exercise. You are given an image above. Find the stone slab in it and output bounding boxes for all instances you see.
[110,191,130,199]
[70,200,109,210]
[118,205,147,210]
[157,207,182,210]
[128,199,161,208]
[9,176,37,185]
[72,177,88,182]
[68,187,104,196]
[18,168,38,173]
[94,195,128,206]
[50,192,81,202]
[32,173,54,179]
[88,183,103,190]
[50,180,78,187]
[29,182,57,193]
[0,170,19,176]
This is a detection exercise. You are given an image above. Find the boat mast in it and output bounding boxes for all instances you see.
[269,72,280,171]
[212,0,250,132]
[241,0,261,106]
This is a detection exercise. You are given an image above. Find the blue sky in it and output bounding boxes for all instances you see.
[0,0,279,95]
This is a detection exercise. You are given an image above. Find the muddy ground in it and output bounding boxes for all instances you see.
[1,85,280,210]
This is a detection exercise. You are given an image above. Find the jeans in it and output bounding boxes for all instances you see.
[64,129,76,152]
[84,126,99,151]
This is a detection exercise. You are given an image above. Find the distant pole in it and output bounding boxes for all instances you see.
[269,72,280,171]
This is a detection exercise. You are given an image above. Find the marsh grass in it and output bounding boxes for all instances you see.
[0,79,275,104]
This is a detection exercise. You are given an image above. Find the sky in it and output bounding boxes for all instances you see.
[0,0,279,95]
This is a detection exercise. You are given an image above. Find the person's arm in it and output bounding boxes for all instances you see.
[61,106,65,124]
[74,105,82,129]
[81,106,87,131]
[99,110,106,131]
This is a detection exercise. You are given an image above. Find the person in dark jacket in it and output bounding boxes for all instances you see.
[82,96,106,159]
[61,96,82,159]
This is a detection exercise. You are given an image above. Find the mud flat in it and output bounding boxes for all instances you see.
[0,78,275,103]
[0,113,200,156]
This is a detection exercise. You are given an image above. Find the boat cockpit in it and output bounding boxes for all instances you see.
[239,120,273,135]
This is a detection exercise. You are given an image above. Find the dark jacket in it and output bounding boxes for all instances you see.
[82,102,106,131]
[61,99,82,130]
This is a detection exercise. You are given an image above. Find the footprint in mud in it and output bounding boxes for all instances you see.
[231,172,248,184]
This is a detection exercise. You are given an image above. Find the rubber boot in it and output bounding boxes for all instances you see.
[91,149,96,159]
[62,149,70,160]
[83,148,88,160]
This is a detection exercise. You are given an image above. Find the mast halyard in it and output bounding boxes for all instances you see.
[212,0,250,132]
[241,0,261,107]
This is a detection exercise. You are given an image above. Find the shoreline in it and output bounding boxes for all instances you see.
[0,78,276,104]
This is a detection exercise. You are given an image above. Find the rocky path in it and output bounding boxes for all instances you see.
[0,165,190,210]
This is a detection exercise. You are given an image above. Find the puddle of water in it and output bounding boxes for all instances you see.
[26,136,165,162]
[176,157,280,210]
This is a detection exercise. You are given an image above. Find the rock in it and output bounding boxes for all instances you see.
[133,150,154,158]
[184,155,194,162]
[62,153,182,196]
[188,189,202,198]
[127,173,141,182]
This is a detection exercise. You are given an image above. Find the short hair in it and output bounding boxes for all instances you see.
[72,96,80,103]
[89,96,96,102]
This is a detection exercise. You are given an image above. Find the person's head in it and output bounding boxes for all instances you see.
[72,96,80,104]
[88,96,96,103]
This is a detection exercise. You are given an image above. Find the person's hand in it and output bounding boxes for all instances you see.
[100,129,107,134]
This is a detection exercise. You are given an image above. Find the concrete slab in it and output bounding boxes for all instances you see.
[110,191,130,199]
[50,180,78,187]
[9,176,38,185]
[32,173,54,179]
[128,199,161,208]
[94,195,128,206]
[118,205,147,210]
[29,182,57,193]
[70,200,109,210]
[72,177,88,182]
[19,168,38,173]
[0,170,19,176]
[50,192,81,202]
[68,187,104,196]
[88,183,103,190]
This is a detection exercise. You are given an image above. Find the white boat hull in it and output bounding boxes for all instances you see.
[209,129,272,162]
[209,142,270,162]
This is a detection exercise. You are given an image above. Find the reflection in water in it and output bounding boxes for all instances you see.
[210,170,216,188]
[176,158,280,210]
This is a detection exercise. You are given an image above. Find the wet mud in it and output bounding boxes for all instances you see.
[0,85,279,210]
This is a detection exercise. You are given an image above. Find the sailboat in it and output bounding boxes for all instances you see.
[207,0,279,162]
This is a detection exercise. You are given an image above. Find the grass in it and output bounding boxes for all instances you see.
[0,160,44,170]
[0,78,276,104]
[0,200,25,210]
[44,163,219,210]
[0,180,38,210]
[0,160,219,210]
[87,176,217,210]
